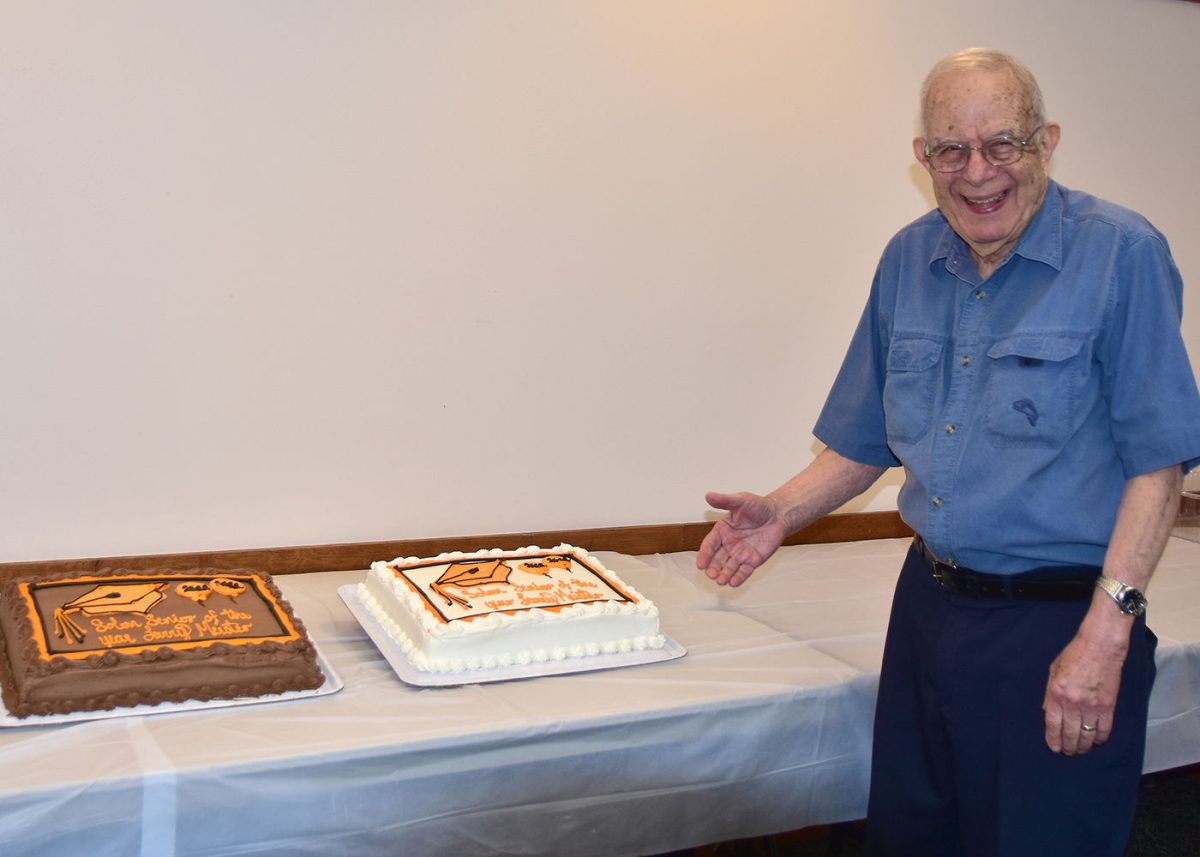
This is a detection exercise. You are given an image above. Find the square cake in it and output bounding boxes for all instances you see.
[358,544,664,673]
[0,569,325,719]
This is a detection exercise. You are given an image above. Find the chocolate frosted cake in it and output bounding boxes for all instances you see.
[0,570,324,719]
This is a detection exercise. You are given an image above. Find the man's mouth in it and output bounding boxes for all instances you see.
[963,190,1008,213]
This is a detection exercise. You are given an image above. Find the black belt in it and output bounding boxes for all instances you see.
[913,535,1097,602]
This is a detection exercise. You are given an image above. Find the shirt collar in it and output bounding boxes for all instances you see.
[929,179,1064,274]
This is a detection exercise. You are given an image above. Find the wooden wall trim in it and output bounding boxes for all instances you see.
[0,511,912,581]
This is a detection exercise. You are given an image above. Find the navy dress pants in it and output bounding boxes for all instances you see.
[864,547,1157,857]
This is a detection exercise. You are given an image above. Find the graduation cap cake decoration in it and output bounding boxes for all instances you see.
[54,582,167,645]
[431,560,514,609]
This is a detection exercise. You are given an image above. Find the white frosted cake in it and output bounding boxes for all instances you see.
[357,544,664,673]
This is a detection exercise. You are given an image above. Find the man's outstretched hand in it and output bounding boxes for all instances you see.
[696,491,786,587]
[697,449,887,587]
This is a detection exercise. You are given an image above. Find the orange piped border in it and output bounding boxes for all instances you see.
[18,573,303,662]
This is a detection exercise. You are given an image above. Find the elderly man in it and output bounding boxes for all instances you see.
[697,48,1200,856]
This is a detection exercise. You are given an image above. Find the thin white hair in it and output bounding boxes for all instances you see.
[919,47,1047,139]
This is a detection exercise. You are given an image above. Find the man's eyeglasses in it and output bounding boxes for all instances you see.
[923,126,1044,173]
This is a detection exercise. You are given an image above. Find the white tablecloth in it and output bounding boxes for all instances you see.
[2,536,1198,857]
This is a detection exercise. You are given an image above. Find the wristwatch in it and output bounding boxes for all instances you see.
[1095,576,1148,617]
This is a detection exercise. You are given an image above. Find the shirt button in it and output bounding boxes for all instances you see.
[932,496,944,508]
[945,424,956,434]
[976,290,987,300]
[961,355,971,367]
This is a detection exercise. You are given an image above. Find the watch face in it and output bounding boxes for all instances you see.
[1117,588,1148,616]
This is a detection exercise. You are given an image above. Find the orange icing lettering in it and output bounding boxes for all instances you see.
[196,609,253,637]
[145,612,197,628]
[91,616,140,633]
[98,633,138,647]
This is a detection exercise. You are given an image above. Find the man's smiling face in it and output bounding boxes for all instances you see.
[913,67,1060,275]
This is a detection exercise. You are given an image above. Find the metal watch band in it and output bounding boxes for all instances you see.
[1095,575,1148,616]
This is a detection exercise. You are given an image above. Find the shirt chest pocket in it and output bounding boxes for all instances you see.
[883,338,943,446]
[984,335,1085,447]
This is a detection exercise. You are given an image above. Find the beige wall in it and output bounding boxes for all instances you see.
[3,1,1199,562]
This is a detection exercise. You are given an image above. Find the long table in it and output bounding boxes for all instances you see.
[2,536,1198,857]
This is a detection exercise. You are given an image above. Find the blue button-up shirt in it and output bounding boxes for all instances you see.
[815,180,1200,572]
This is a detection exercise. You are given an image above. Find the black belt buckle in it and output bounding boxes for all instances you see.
[917,536,956,588]
[929,555,955,589]
[918,537,988,597]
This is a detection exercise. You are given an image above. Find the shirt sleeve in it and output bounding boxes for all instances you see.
[812,264,901,469]
[1101,230,1200,477]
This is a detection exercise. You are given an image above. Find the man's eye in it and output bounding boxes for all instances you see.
[986,140,1018,159]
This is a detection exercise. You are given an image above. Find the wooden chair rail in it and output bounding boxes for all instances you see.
[0,511,912,582]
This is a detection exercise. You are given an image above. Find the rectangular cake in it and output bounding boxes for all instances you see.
[0,570,325,719]
[358,544,664,673]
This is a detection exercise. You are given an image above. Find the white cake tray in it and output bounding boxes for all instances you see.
[338,584,685,687]
[0,643,342,728]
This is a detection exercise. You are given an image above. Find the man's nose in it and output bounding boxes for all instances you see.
[962,147,999,182]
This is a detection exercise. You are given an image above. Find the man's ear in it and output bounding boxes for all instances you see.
[913,137,932,169]
[1038,123,1062,160]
